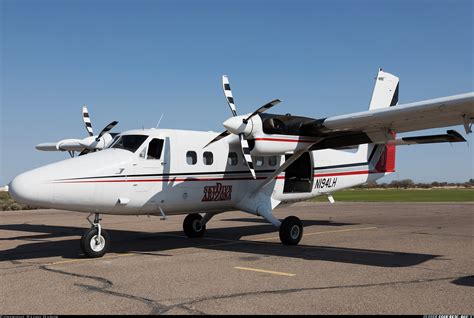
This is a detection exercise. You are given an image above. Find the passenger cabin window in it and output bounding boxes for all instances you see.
[147,138,164,160]
[268,156,277,166]
[111,135,148,153]
[255,156,264,167]
[186,151,197,165]
[203,152,213,165]
[227,152,238,166]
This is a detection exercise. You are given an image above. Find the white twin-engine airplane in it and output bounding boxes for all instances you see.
[9,69,474,258]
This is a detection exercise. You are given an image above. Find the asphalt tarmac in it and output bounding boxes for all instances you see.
[1,202,473,314]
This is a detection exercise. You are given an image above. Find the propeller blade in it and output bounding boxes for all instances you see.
[222,75,238,116]
[96,121,119,142]
[78,148,91,156]
[240,134,256,179]
[82,106,94,137]
[244,99,281,122]
[203,130,231,148]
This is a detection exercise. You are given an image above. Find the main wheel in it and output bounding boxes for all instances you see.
[80,227,110,258]
[183,214,206,238]
[279,216,303,245]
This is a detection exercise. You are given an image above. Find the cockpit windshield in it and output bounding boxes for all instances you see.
[110,135,148,153]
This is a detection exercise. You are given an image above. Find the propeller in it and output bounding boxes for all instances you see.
[82,106,94,136]
[96,121,118,142]
[205,75,281,179]
[78,106,119,156]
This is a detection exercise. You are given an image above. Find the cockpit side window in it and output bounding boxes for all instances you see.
[110,135,148,153]
[147,138,164,160]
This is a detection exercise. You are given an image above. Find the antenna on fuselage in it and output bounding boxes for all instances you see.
[156,113,164,128]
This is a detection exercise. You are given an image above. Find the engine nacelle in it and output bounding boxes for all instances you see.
[246,114,321,155]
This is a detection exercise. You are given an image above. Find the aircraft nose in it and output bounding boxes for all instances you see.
[9,170,52,206]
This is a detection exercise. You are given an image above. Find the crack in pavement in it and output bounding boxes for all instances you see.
[40,265,187,315]
[169,274,467,313]
[40,263,468,315]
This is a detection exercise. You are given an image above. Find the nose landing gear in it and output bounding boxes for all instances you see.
[183,213,206,238]
[80,213,110,258]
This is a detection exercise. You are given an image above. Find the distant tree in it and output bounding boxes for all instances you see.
[417,183,431,189]
[390,179,414,189]
[365,181,379,188]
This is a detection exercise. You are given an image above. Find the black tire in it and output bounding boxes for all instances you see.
[80,227,110,258]
[279,216,303,245]
[183,214,206,238]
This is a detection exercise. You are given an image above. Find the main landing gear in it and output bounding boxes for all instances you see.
[80,213,110,258]
[182,212,303,246]
[279,216,303,245]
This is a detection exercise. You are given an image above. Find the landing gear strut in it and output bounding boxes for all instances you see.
[80,213,110,258]
[258,207,303,245]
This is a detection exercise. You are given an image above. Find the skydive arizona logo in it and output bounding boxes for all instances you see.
[202,183,232,202]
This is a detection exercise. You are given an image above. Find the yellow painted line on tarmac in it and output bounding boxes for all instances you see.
[254,226,378,242]
[234,266,296,277]
[47,253,135,266]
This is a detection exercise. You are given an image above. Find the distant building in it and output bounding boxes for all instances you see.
[0,185,9,192]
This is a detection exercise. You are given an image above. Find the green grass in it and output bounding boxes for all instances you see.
[311,188,474,202]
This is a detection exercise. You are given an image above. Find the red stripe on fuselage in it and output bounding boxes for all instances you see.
[54,176,274,183]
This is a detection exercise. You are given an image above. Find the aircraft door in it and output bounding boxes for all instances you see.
[283,151,313,193]
[133,137,166,193]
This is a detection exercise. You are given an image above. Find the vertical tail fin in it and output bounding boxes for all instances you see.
[369,68,399,110]
[366,69,399,173]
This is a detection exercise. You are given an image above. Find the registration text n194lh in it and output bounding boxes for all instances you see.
[9,69,474,258]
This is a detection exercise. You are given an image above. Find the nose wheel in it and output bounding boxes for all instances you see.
[80,213,110,258]
[183,213,207,238]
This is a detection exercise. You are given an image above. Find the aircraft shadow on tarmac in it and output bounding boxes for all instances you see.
[0,221,439,268]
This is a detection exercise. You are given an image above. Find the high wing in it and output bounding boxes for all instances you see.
[36,106,119,157]
[323,93,473,136]
[298,93,474,150]
[36,139,85,152]
[205,70,473,153]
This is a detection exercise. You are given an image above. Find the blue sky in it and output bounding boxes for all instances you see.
[1,0,473,184]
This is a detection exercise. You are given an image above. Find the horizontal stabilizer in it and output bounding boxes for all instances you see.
[385,130,466,146]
